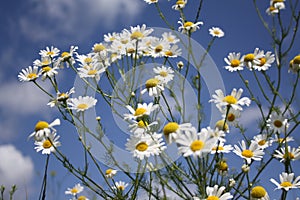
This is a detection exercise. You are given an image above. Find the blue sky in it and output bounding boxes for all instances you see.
[0,0,299,199]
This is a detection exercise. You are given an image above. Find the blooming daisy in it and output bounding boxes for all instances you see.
[67,96,97,112]
[273,146,300,162]
[18,66,41,82]
[41,65,59,80]
[266,111,289,133]
[209,27,225,38]
[34,132,61,154]
[127,24,153,41]
[209,88,251,111]
[250,186,270,200]
[112,181,128,191]
[233,140,265,164]
[224,52,244,72]
[33,56,52,67]
[194,185,233,200]
[47,87,75,107]
[124,102,158,121]
[58,46,78,68]
[65,183,84,196]
[77,63,106,82]
[252,51,275,71]
[271,134,294,144]
[252,133,272,149]
[126,133,166,160]
[172,0,188,10]
[105,168,117,178]
[289,55,300,73]
[162,122,193,144]
[39,46,60,58]
[128,120,158,136]
[176,127,217,158]
[270,172,300,191]
[178,19,203,34]
[211,142,233,154]
[243,48,264,70]
[76,53,95,66]
[29,118,61,141]
[153,66,174,84]
[149,38,170,58]
[103,32,118,43]
[163,44,182,57]
[162,32,179,44]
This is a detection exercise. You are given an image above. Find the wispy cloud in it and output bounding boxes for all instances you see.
[0,144,34,199]
[18,0,143,43]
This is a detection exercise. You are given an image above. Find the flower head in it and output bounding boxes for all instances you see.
[18,66,41,82]
[273,146,300,162]
[267,111,289,133]
[224,52,244,72]
[162,122,193,144]
[178,19,203,34]
[243,48,264,70]
[124,102,158,121]
[39,46,60,58]
[67,96,97,112]
[233,140,264,164]
[34,132,61,154]
[65,183,84,196]
[252,133,272,150]
[270,172,300,191]
[203,185,233,200]
[250,186,270,200]
[209,27,225,38]
[172,0,188,10]
[112,181,128,191]
[47,87,75,107]
[105,168,117,178]
[252,51,275,71]
[29,118,61,141]
[289,55,300,73]
[141,78,164,97]
[153,66,174,85]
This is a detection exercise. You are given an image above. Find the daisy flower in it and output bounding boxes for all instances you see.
[162,32,179,44]
[33,56,52,67]
[243,48,264,70]
[105,169,117,178]
[271,0,285,10]
[273,146,300,162]
[209,27,225,38]
[124,102,158,121]
[76,53,95,66]
[224,52,244,72]
[194,185,233,200]
[18,66,41,82]
[39,46,60,58]
[233,140,265,164]
[127,24,153,41]
[178,19,203,34]
[266,5,279,15]
[289,55,300,73]
[250,186,270,200]
[58,46,78,68]
[112,181,128,191]
[209,88,251,111]
[266,111,289,133]
[41,65,59,80]
[128,120,158,136]
[77,63,106,82]
[252,51,275,71]
[141,78,164,97]
[103,32,118,43]
[153,66,174,84]
[211,142,233,154]
[47,87,75,107]
[65,183,84,196]
[34,132,61,154]
[252,133,272,149]
[149,38,170,58]
[126,133,166,160]
[162,122,193,144]
[221,107,241,126]
[176,127,217,158]
[172,0,188,10]
[164,44,182,57]
[67,96,97,112]
[29,118,61,141]
[270,172,300,191]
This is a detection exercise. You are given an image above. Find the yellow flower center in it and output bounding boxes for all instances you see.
[84,57,93,64]
[58,93,68,100]
[47,51,55,56]
[35,121,49,131]
[42,66,52,72]
[190,140,204,152]
[93,44,106,52]
[165,51,173,56]
[241,149,254,158]
[118,185,125,191]
[293,55,300,64]
[258,57,267,66]
[42,140,52,149]
[159,71,168,77]
[184,21,194,28]
[155,45,163,53]
[131,31,144,40]
[163,122,179,135]
[105,169,113,175]
[136,142,148,152]
[283,152,295,160]
[134,108,147,116]
[126,48,136,54]
[258,140,266,146]
[217,161,228,171]
[227,113,235,122]
[215,120,229,132]
[269,6,277,12]
[230,59,240,67]
[88,69,97,75]
[280,181,292,187]
[176,0,185,5]
[251,186,267,198]
[145,78,159,88]
[223,95,237,104]
[70,188,78,194]
[137,120,148,128]
[61,52,70,58]
[207,196,219,200]
[77,103,88,110]
[27,73,37,79]
[273,120,283,128]
[213,30,220,35]
[77,196,87,200]
[244,53,255,62]
[212,146,224,151]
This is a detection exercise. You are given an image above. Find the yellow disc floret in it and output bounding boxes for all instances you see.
[190,140,204,152]
[251,186,267,198]
[136,142,148,152]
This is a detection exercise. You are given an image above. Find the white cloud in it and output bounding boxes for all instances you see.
[0,144,34,199]
[19,0,143,43]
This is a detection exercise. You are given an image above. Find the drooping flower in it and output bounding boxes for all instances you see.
[250,186,270,200]
[105,168,117,178]
[47,87,75,107]
[67,96,97,112]
[29,118,61,141]
[172,0,188,10]
[270,172,300,191]
[141,78,164,97]
[162,122,193,144]
[233,140,264,164]
[289,55,300,73]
